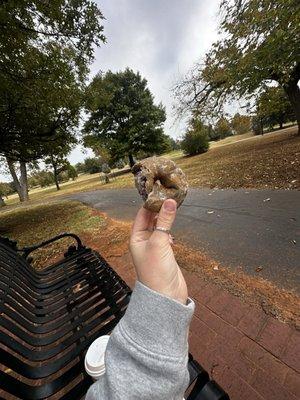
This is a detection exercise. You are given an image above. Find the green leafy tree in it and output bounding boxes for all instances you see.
[29,170,55,188]
[231,113,251,135]
[39,171,55,188]
[82,135,112,165]
[159,134,175,154]
[256,87,295,130]
[175,0,300,133]
[0,1,105,201]
[214,117,232,139]
[81,157,103,174]
[83,69,166,167]
[67,165,78,181]
[181,119,209,156]
[251,115,264,135]
[0,182,14,206]
[1,44,83,201]
[0,0,105,81]
[44,134,77,190]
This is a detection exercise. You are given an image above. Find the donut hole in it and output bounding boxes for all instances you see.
[135,170,148,200]
[154,173,178,190]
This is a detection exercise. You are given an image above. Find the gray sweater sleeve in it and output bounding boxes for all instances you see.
[85,281,195,400]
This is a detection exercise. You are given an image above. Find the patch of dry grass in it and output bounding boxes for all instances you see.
[3,126,299,210]
[5,172,134,206]
[177,126,299,189]
[0,200,107,268]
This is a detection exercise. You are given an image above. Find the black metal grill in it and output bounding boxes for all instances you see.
[0,235,229,400]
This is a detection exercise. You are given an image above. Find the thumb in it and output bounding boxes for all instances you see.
[154,199,177,234]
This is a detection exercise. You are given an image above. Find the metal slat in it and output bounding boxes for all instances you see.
[0,236,229,400]
[0,238,131,399]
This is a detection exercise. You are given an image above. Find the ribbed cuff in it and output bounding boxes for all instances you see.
[120,281,195,358]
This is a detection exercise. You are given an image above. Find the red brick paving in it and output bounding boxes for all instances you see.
[285,371,300,397]
[113,257,300,400]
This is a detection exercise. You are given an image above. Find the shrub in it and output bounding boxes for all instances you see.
[181,130,209,156]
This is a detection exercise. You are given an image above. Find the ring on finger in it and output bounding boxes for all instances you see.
[155,226,170,234]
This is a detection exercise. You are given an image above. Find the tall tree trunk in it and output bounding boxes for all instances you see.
[284,81,300,135]
[0,196,5,207]
[128,154,135,167]
[51,154,60,190]
[19,161,29,201]
[6,158,28,202]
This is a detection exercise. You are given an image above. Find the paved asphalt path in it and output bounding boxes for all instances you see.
[70,188,300,293]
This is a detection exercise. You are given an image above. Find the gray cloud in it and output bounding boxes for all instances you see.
[91,0,220,137]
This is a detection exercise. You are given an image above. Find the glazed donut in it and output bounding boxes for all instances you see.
[132,156,188,212]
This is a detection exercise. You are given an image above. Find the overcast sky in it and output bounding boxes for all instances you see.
[1,0,220,181]
[68,0,220,165]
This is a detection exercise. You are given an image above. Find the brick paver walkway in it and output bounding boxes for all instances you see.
[112,253,300,400]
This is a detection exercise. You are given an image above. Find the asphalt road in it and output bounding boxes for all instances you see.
[70,188,300,293]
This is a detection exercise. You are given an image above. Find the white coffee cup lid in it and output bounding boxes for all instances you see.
[85,335,110,376]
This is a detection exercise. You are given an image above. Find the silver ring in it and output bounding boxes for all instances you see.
[155,227,170,234]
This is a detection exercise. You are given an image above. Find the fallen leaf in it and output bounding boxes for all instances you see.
[255,266,263,272]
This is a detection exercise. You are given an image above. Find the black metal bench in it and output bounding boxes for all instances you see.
[0,234,229,400]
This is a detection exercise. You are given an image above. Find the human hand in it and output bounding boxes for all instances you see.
[129,199,188,305]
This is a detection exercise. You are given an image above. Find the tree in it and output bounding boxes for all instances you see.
[214,117,232,139]
[1,43,83,201]
[0,182,14,206]
[28,170,55,188]
[181,118,209,156]
[80,157,103,174]
[231,113,251,135]
[159,134,175,154]
[256,87,295,130]
[0,1,105,81]
[44,134,77,190]
[175,0,300,134]
[83,69,166,167]
[82,135,112,164]
[0,1,105,201]
[251,115,264,135]
[67,165,78,181]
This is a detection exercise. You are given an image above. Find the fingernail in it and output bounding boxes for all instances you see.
[163,199,176,212]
